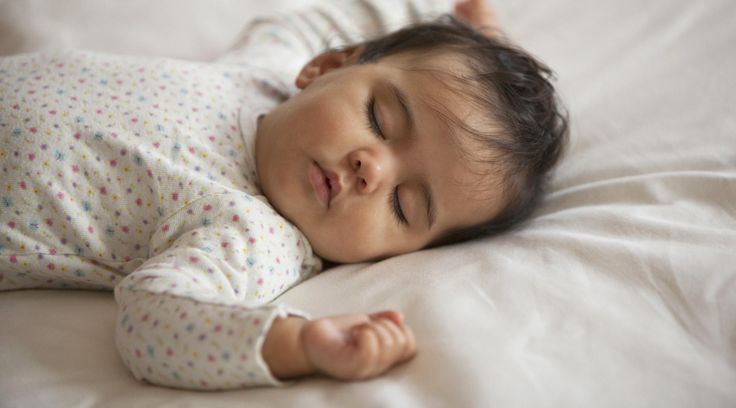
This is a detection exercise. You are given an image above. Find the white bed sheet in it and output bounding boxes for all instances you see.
[1,0,735,407]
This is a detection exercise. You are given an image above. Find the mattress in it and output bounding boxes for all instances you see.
[1,0,735,407]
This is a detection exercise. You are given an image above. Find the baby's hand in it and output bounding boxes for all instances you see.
[454,0,500,38]
[301,310,416,380]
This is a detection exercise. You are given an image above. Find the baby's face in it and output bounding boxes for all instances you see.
[255,49,505,263]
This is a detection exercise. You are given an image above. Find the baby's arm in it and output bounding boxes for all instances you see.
[218,0,455,74]
[264,311,416,380]
[114,194,417,389]
[114,195,319,390]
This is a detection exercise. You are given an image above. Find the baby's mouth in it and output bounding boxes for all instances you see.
[323,168,341,202]
[309,162,341,208]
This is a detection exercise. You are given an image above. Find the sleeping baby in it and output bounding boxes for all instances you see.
[0,0,567,390]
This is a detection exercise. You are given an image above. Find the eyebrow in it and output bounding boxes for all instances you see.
[389,81,435,229]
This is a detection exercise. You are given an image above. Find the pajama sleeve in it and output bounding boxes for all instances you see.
[114,193,320,390]
[217,0,454,79]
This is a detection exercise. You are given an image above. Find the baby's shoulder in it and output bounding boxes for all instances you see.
[151,191,321,271]
[155,191,303,245]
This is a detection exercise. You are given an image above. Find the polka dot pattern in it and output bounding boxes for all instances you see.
[0,50,321,389]
[0,0,447,390]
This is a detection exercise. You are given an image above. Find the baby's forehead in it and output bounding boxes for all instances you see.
[383,50,490,114]
[386,54,503,158]
[384,55,509,217]
[381,48,475,84]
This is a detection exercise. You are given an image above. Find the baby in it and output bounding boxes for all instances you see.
[0,0,567,390]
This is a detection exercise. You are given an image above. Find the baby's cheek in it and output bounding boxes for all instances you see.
[310,101,358,143]
[312,217,387,263]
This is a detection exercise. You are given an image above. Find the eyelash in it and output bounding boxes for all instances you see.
[388,187,409,226]
[365,96,384,139]
[365,96,408,226]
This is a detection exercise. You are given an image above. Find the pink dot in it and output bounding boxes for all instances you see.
[27,153,36,161]
[232,215,239,222]
[171,192,178,201]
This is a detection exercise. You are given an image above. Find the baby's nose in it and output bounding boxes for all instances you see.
[349,149,387,195]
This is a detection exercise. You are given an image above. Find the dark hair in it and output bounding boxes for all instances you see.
[356,15,569,246]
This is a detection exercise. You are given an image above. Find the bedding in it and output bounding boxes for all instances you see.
[1,0,735,407]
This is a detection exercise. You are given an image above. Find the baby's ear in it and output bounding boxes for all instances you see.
[295,46,363,89]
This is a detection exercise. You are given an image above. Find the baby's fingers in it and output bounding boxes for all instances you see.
[351,323,382,377]
[348,313,416,377]
[369,312,416,363]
